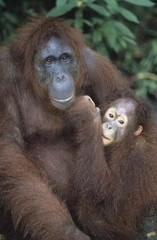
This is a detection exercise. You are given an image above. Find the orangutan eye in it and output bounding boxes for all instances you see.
[45,56,56,64]
[105,108,116,120]
[109,113,114,118]
[117,115,128,128]
[60,53,70,62]
[119,120,124,125]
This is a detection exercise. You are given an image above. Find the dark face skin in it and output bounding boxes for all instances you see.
[102,98,138,146]
[34,36,78,110]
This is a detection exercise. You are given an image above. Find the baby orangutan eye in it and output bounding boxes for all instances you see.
[119,120,124,125]
[105,108,116,120]
[117,115,128,128]
[109,113,114,118]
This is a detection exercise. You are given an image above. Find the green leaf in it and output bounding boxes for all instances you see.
[114,21,135,39]
[92,17,104,25]
[93,30,103,44]
[135,87,147,98]
[83,19,93,27]
[118,37,127,49]
[149,81,157,91]
[152,40,157,53]
[111,43,120,53]
[56,0,67,7]
[118,7,139,23]
[74,18,83,30]
[104,0,119,11]
[74,8,83,30]
[46,1,78,17]
[124,0,155,7]
[105,21,117,49]
[123,36,136,45]
[0,0,5,7]
[88,3,110,17]
[96,44,109,58]
[3,12,18,24]
[83,0,95,4]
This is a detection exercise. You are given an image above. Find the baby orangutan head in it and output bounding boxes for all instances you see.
[102,98,143,146]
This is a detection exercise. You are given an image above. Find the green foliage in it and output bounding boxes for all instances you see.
[0,0,157,99]
[46,0,156,99]
[46,0,154,57]
[47,0,78,17]
[124,0,155,7]
[123,39,157,98]
[0,1,54,42]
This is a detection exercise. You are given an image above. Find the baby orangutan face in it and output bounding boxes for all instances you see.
[102,98,143,146]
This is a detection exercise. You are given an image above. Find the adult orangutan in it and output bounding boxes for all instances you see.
[0,17,133,240]
[67,96,157,240]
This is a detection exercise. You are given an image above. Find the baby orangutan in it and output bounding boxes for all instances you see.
[67,96,157,240]
[102,98,143,147]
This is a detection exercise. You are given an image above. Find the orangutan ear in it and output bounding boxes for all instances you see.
[134,125,143,136]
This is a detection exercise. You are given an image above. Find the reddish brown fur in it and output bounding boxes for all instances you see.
[67,96,157,240]
[0,17,133,240]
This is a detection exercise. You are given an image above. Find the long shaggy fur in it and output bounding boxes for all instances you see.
[68,95,157,240]
[0,17,134,240]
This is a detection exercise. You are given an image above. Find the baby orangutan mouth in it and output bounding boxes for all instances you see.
[102,133,113,146]
[102,134,111,141]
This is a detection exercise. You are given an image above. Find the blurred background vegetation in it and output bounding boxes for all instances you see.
[0,0,157,102]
